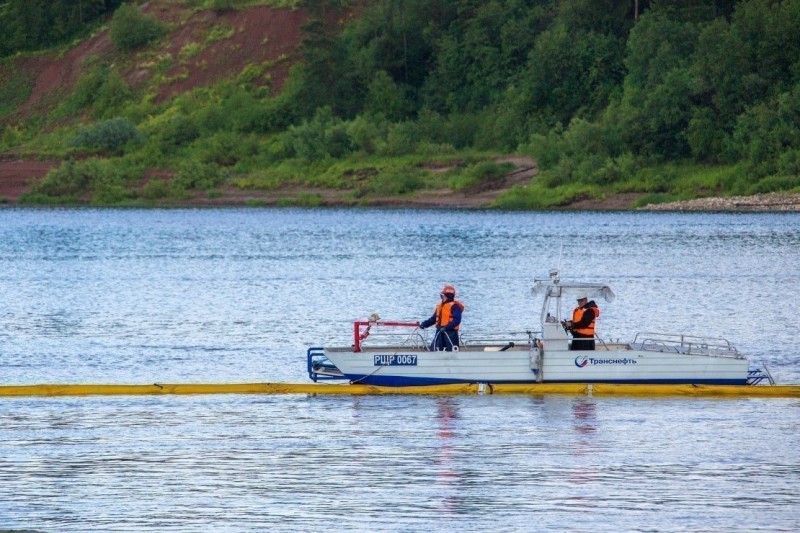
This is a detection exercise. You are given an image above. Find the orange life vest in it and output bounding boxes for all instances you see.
[571,305,599,336]
[436,300,464,330]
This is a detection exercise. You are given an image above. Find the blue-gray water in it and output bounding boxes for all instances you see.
[1,208,799,531]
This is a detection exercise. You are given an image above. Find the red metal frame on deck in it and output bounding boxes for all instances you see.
[353,321,419,352]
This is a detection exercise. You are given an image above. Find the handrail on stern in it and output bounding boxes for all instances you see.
[632,331,741,358]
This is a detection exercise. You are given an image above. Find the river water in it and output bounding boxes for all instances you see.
[1,207,799,531]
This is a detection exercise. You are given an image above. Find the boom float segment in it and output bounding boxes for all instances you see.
[0,383,798,397]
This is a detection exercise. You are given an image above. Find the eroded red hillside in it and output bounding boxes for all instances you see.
[0,2,319,199]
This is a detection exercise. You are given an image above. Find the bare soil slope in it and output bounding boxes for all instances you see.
[0,158,60,202]
[0,3,312,202]
[4,3,306,121]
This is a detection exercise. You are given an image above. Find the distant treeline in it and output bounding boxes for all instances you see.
[0,0,124,56]
[285,0,799,178]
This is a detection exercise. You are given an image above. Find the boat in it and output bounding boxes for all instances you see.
[307,270,773,387]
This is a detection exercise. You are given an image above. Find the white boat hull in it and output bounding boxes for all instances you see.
[540,346,749,384]
[315,343,750,387]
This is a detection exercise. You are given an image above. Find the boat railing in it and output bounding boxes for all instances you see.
[631,332,742,358]
[359,331,428,351]
[594,337,631,351]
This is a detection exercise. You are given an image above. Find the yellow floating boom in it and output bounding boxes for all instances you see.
[0,382,799,397]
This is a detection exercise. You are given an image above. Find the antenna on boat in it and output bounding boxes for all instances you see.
[553,240,563,283]
[534,241,562,287]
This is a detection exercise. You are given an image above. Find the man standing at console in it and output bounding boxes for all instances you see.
[564,293,599,350]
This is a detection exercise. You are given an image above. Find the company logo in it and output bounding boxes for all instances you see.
[574,356,638,368]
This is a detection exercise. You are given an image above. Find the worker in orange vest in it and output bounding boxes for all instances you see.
[419,284,465,351]
[564,292,600,350]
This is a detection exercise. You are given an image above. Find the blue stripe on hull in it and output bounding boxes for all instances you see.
[344,374,747,387]
[546,378,747,385]
[344,375,488,387]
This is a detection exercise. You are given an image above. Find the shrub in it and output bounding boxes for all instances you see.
[746,175,800,195]
[494,182,599,209]
[380,121,418,157]
[58,64,133,118]
[31,158,142,199]
[194,131,258,166]
[237,63,265,85]
[211,0,237,14]
[158,114,201,151]
[92,183,134,205]
[777,149,800,177]
[59,62,106,114]
[206,23,235,44]
[174,160,225,190]
[442,113,480,150]
[448,161,514,190]
[525,129,564,171]
[414,109,447,144]
[110,4,167,52]
[33,161,88,197]
[346,115,386,154]
[285,108,354,162]
[588,152,638,186]
[179,42,204,61]
[94,69,134,118]
[141,178,170,200]
[69,118,143,154]
[370,168,425,195]
[1,125,24,151]
[473,90,532,152]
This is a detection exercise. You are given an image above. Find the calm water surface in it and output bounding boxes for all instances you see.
[1,208,799,531]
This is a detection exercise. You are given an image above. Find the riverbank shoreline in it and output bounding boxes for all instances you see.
[635,192,800,212]
[1,156,798,211]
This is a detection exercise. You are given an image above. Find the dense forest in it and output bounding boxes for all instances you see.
[1,0,798,207]
[0,0,124,56]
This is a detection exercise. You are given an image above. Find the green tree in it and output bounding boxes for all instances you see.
[290,0,359,118]
[732,84,800,177]
[345,0,438,93]
[1,0,46,54]
[422,0,553,113]
[691,0,800,162]
[523,23,625,127]
[617,11,699,158]
[109,4,167,52]
[0,0,122,56]
[363,70,412,121]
